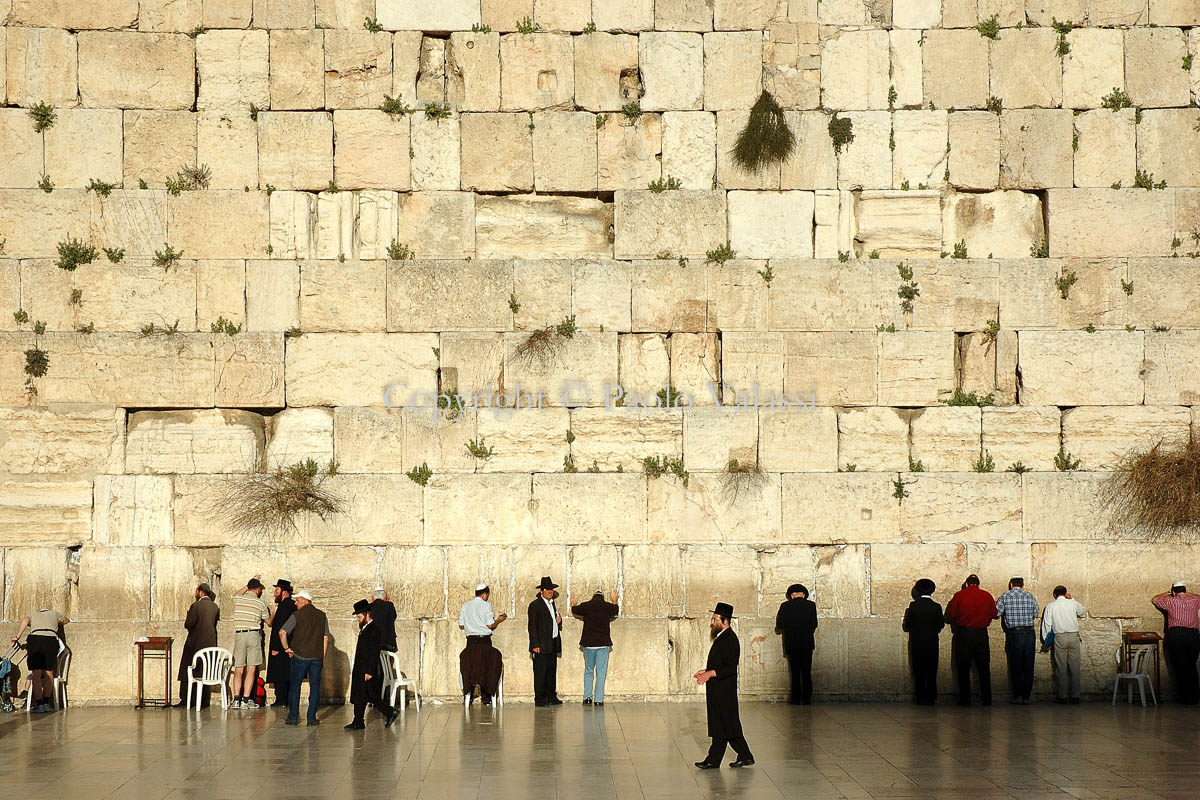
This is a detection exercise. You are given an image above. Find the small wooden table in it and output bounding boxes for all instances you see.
[135,637,174,708]
[1122,631,1162,691]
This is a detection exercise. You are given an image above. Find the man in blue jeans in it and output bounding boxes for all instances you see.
[570,590,619,706]
[277,589,330,726]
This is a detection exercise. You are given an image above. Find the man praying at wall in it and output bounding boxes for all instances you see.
[458,583,507,705]
[774,583,818,705]
[944,574,998,706]
[995,576,1038,705]
[1152,581,1200,704]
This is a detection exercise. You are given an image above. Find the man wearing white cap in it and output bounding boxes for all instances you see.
[457,584,507,705]
[1152,581,1200,704]
[278,589,330,725]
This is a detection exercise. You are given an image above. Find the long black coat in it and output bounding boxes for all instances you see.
[267,596,296,684]
[350,620,385,706]
[705,628,743,740]
[775,597,818,655]
[178,596,219,684]
[902,597,945,643]
[370,598,397,651]
[527,596,563,655]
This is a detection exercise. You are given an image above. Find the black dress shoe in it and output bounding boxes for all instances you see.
[344,721,365,731]
[534,700,548,707]
[729,758,755,768]
[548,697,563,705]
[695,761,719,770]
[594,702,603,707]
[285,719,299,725]
[582,698,592,705]
[385,709,399,728]
[307,719,320,726]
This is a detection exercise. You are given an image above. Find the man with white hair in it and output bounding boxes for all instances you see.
[370,587,397,653]
[278,589,330,726]
[458,583,507,705]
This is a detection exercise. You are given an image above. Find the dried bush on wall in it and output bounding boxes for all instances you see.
[719,458,766,505]
[732,90,795,173]
[212,458,343,540]
[1104,436,1200,540]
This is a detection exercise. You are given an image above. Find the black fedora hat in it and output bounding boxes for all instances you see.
[352,599,371,615]
[710,602,735,619]
[274,578,293,593]
[537,576,558,591]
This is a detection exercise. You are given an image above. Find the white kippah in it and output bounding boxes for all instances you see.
[1173,580,1186,588]
[475,583,488,592]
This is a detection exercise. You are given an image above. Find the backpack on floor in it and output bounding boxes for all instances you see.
[254,676,267,707]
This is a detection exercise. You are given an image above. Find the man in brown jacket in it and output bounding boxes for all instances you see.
[278,589,330,726]
[570,590,619,706]
[176,583,219,708]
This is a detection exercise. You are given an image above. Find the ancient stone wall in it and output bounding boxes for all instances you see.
[1,0,1199,703]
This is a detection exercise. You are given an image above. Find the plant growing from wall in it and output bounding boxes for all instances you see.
[732,90,795,173]
[1104,435,1200,539]
[1052,19,1074,56]
[13,309,29,325]
[214,457,343,540]
[647,176,682,192]
[471,23,493,33]
[596,114,608,128]
[387,239,414,260]
[154,244,183,269]
[466,436,495,470]
[975,14,1000,39]
[657,385,683,408]
[516,16,539,34]
[982,319,1000,345]
[509,293,521,314]
[363,16,384,32]
[1054,446,1080,471]
[29,103,55,133]
[139,319,182,337]
[512,315,577,369]
[284,327,303,339]
[705,242,735,265]
[38,175,54,193]
[828,112,854,155]
[1133,169,1167,190]
[1101,88,1133,111]
[758,263,774,285]
[424,103,452,121]
[563,454,578,473]
[643,454,689,487]
[719,458,766,505]
[380,95,414,116]
[1030,239,1049,258]
[69,289,82,306]
[587,460,600,472]
[908,456,925,472]
[973,451,996,473]
[86,179,114,197]
[951,240,968,259]
[1055,269,1077,299]
[897,262,920,314]
[56,238,97,271]
[406,461,432,486]
[165,164,212,195]
[876,322,896,333]
[1006,462,1030,474]
[621,102,642,121]
[210,317,241,335]
[946,388,994,407]
[840,463,857,472]
[1185,53,1194,72]
[104,247,125,263]
[893,476,911,503]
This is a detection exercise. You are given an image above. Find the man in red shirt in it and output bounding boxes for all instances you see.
[944,574,998,706]
[1152,581,1200,704]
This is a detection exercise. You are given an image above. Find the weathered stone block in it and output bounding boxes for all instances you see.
[502,331,618,408]
[888,29,923,110]
[597,114,663,190]
[922,29,989,109]
[150,547,213,622]
[655,0,713,30]
[298,258,386,333]
[378,546,447,619]
[1046,189,1175,258]
[703,32,762,111]
[814,544,868,618]
[727,191,815,259]
[891,110,947,190]
[1019,330,1144,405]
[630,261,706,332]
[395,191,475,259]
[718,110,782,193]
[166,190,268,259]
[479,195,613,259]
[684,545,757,618]
[302,474,423,546]
[324,30,393,109]
[0,109,43,188]
[981,406,1059,472]
[838,111,892,190]
[197,111,258,190]
[900,473,1023,542]
[1000,109,1074,189]
[568,409,683,471]
[196,29,268,110]
[909,407,981,472]
[6,27,78,107]
[402,407,478,473]
[1137,110,1200,191]
[878,331,955,406]
[332,406,405,473]
[707,260,769,331]
[447,31,501,112]
[78,32,194,109]
[682,407,760,471]
[472,405,570,473]
[720,331,784,398]
[837,407,909,471]
[533,111,597,191]
[376,0,480,30]
[126,409,262,474]
[0,405,124,476]
[460,113,533,191]
[531,474,645,544]
[1063,406,1189,470]
[617,333,670,396]
[1024,473,1118,542]
[820,30,890,111]
[871,543,965,618]
[783,331,876,405]
[758,408,838,472]
[892,0,941,26]
[10,0,138,28]
[286,546,378,611]
[258,112,333,190]
[245,261,299,331]
[614,190,727,259]
[0,477,92,545]
[91,473,175,547]
[661,111,716,189]
[1062,28,1125,109]
[1125,27,1190,109]
[122,111,196,188]
[990,29,1062,109]
[573,32,638,111]
[387,260,509,331]
[3,547,71,621]
[286,332,437,407]
[416,36,447,105]
[942,190,1044,259]
[639,32,704,111]
[43,109,122,189]
[855,190,941,257]
[499,32,575,111]
[1072,109,1136,188]
[264,407,333,470]
[334,111,411,191]
[594,0,654,31]
[621,545,683,617]
[572,260,632,332]
[649,470,781,545]
[1145,331,1200,406]
[424,474,533,545]
[948,111,999,190]
[269,30,324,110]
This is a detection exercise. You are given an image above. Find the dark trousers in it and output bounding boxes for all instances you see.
[910,639,938,705]
[953,628,992,705]
[273,680,290,705]
[786,649,813,704]
[532,649,558,703]
[287,656,323,724]
[1165,627,1200,704]
[707,736,754,764]
[352,678,394,723]
[1004,627,1036,700]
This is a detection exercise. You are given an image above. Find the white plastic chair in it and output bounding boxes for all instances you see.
[186,647,233,710]
[459,669,503,708]
[25,639,70,711]
[1112,645,1157,707]
[379,650,420,711]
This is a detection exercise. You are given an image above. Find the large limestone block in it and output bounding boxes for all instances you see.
[989,29,1062,109]
[871,543,966,618]
[648,471,781,544]
[197,111,258,190]
[948,111,999,190]
[1019,330,1144,406]
[416,36,447,105]
[9,0,138,28]
[258,112,333,190]
[574,33,638,112]
[3,548,71,620]
[333,406,405,473]
[1000,110,1074,189]
[333,111,411,191]
[720,330,782,396]
[126,409,263,474]
[814,544,868,618]
[5,27,78,107]
[196,29,269,111]
[54,622,166,702]
[42,109,122,189]
[287,332,438,407]
[891,111,948,190]
[587,619,669,696]
[900,473,1023,542]
[1072,109,1136,188]
[87,190,169,259]
[1127,260,1200,329]
[639,32,704,111]
[531,474,646,544]
[854,190,941,257]
[889,29,923,110]
[475,405,571,472]
[74,546,151,620]
[440,331,504,399]
[682,406,759,470]
[166,190,268,259]
[533,111,597,191]
[533,0,589,30]
[613,190,727,259]
[395,192,475,259]
[703,32,762,111]
[922,29,989,109]
[171,474,240,546]
[424,474,533,545]
[878,331,955,406]
[387,260,510,331]
[892,0,941,26]
[460,113,533,191]
[245,261,299,331]
[597,114,663,190]
[0,405,124,475]
[572,260,632,332]
[820,30,890,111]
[767,261,884,330]
[1085,543,1196,618]
[707,260,769,331]
[78,32,194,109]
[202,0,251,28]
[33,333,214,406]
[565,545,619,607]
[301,474,423,546]
[122,110,197,188]
[376,0,480,30]
[907,260,999,331]
[298,259,387,332]
[0,191,91,258]
[758,408,839,472]
[250,0,314,28]
[837,111,891,190]
[1023,472,1119,542]
[499,32,574,111]
[0,477,92,545]
[670,334,719,405]
[837,407,908,471]
[314,0,374,29]
[996,259,1119,330]
[617,333,670,396]
[214,333,284,408]
[324,30,394,109]
[1062,29,1125,109]
[981,406,1060,472]
[594,0,654,31]
[447,31,501,111]
[286,546,378,611]
[1137,110,1200,190]
[1062,406,1189,470]
[1125,27,1190,109]
[942,190,1044,260]
[684,545,757,618]
[265,407,333,469]
[1145,331,1200,405]
[378,546,447,619]
[502,331,618,408]
[1046,189,1175,258]
[269,30,325,110]
[402,408,478,473]
[0,109,43,188]
[909,407,981,472]
[443,543,513,618]
[150,547,214,622]
[622,545,683,617]
[784,331,876,406]
[727,191,815,259]
[661,111,716,190]
[91,475,173,547]
[1150,0,1200,23]
[568,409,683,471]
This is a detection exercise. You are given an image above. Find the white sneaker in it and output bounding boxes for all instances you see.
[230,699,244,709]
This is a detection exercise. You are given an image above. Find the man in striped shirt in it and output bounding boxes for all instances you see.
[1152,582,1200,704]
[232,576,271,709]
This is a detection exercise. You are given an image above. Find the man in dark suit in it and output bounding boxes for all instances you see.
[774,583,818,705]
[694,602,754,770]
[903,578,945,705]
[527,576,563,706]
[345,600,398,730]
[176,583,219,708]
[267,579,295,707]
[370,587,397,652]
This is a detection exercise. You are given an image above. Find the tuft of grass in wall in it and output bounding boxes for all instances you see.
[13,309,29,325]
[1083,323,1097,333]
[758,263,774,284]
[38,175,54,193]
[512,315,577,370]
[363,17,384,32]
[1052,19,1074,56]
[1054,446,1081,472]
[976,14,1000,39]
[69,288,82,306]
[29,103,56,133]
[210,316,242,336]
[425,103,452,121]
[889,125,895,152]
[466,436,495,469]
[565,428,575,444]
[732,90,795,173]
[647,176,682,192]
[406,461,432,486]
[1072,129,1078,151]
[621,102,642,121]
[678,255,688,268]
[656,385,683,408]
[214,457,343,540]
[1103,435,1200,539]
[1152,323,1170,332]
[985,96,1003,115]
[909,456,925,472]
[284,327,303,339]
[893,476,910,504]
[643,454,689,487]
[587,460,600,472]
[508,293,521,314]
[138,178,149,189]
[897,262,920,314]
[1101,88,1133,111]
[33,320,46,335]
[901,179,910,190]
[56,238,97,271]
[471,23,493,33]
[387,239,414,260]
[720,458,766,505]
[1055,269,1077,299]
[1121,279,1134,296]
[876,322,896,333]
[249,104,260,122]
[946,388,994,407]
[154,244,183,270]
[1184,53,1194,72]
[1007,461,1030,474]
[1133,169,1167,190]
[1030,238,1049,258]
[887,85,897,111]
[25,345,49,378]
[139,319,181,337]
[516,16,539,34]
[166,164,212,195]
[187,26,208,38]
[1126,324,1137,332]
[828,112,854,155]
[951,240,968,259]
[705,242,735,265]
[837,250,850,262]
[583,21,597,33]
[103,247,125,263]
[973,451,996,473]
[381,95,414,116]
[563,454,578,473]
[839,463,857,472]
[982,319,1000,345]
[77,321,95,334]
[596,113,608,128]
[86,179,114,197]
[325,181,339,193]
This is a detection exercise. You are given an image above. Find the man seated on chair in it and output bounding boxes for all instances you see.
[458,583,507,705]
[346,600,398,730]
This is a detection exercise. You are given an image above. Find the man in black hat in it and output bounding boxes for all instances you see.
[527,576,563,706]
[903,578,945,705]
[267,578,295,707]
[694,602,754,770]
[774,584,818,705]
[346,600,398,730]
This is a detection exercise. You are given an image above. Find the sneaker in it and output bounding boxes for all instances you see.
[230,699,244,710]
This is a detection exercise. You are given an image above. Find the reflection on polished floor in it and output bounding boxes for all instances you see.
[0,701,1196,799]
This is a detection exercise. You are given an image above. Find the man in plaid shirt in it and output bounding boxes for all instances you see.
[995,577,1039,704]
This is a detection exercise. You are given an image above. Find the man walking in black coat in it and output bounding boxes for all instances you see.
[528,576,563,706]
[774,583,818,705]
[694,602,754,770]
[345,600,398,730]
[902,578,945,705]
[267,579,296,707]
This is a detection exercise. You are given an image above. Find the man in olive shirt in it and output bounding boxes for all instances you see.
[278,589,330,726]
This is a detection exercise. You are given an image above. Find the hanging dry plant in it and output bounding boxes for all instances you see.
[1103,435,1200,540]
[212,458,343,540]
[732,90,795,173]
[719,458,767,505]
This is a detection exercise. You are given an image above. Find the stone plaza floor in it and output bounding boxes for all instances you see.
[0,700,1196,799]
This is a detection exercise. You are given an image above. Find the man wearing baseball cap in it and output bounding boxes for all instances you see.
[1153,581,1200,704]
[278,589,330,725]
[230,575,271,709]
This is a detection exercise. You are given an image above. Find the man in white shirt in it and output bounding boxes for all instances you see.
[458,584,507,705]
[1041,585,1086,704]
